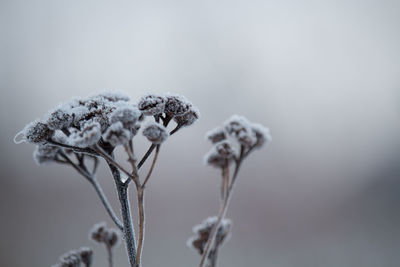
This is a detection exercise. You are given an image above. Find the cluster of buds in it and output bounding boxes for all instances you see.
[204,115,271,169]
[52,247,93,267]
[14,92,199,165]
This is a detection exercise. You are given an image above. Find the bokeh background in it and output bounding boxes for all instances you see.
[1,0,400,266]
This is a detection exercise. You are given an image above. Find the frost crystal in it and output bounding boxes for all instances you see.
[188,216,232,255]
[109,105,141,130]
[137,94,166,116]
[21,120,53,144]
[164,94,192,116]
[224,115,256,147]
[251,123,272,149]
[33,144,60,165]
[69,121,101,147]
[142,122,169,144]
[103,122,131,147]
[174,106,200,127]
[206,127,227,143]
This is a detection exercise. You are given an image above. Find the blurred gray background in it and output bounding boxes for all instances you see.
[1,0,400,266]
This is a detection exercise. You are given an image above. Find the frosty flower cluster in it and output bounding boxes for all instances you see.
[15,92,199,164]
[52,247,93,267]
[89,222,120,248]
[204,115,271,168]
[187,216,232,255]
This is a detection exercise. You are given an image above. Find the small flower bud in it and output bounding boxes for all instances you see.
[78,247,93,266]
[59,250,81,267]
[251,123,272,148]
[18,120,53,144]
[104,228,120,247]
[224,115,256,147]
[45,106,73,130]
[89,222,107,243]
[69,121,101,148]
[103,122,131,146]
[33,144,60,165]
[142,122,169,144]
[137,94,166,116]
[164,94,192,116]
[174,106,200,127]
[206,127,227,143]
[109,105,141,130]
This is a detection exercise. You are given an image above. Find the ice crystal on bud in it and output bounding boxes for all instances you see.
[109,105,141,130]
[174,106,200,127]
[251,123,272,149]
[33,144,60,165]
[103,122,131,146]
[69,121,101,147]
[18,120,53,144]
[137,94,166,116]
[188,216,232,255]
[206,127,227,143]
[142,122,169,144]
[164,94,192,116]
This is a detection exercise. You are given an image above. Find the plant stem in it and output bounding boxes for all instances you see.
[136,188,145,267]
[199,161,243,267]
[141,145,160,188]
[106,245,113,267]
[109,163,137,267]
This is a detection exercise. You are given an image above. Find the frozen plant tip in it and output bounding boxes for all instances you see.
[142,122,169,144]
[137,94,166,116]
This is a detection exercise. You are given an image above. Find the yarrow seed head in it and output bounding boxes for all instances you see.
[78,247,93,267]
[142,122,169,144]
[206,127,227,143]
[109,105,141,130]
[204,140,236,168]
[45,106,73,130]
[59,250,81,267]
[250,123,272,149]
[164,94,192,116]
[224,115,256,148]
[89,222,120,248]
[18,120,53,144]
[188,216,232,255]
[102,122,131,147]
[137,94,166,116]
[90,222,107,243]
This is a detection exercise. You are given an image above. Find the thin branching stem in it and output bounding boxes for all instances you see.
[136,188,145,267]
[141,145,160,189]
[59,152,124,230]
[94,145,134,181]
[106,245,113,267]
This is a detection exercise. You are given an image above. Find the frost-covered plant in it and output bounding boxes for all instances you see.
[15,92,199,267]
[188,115,271,267]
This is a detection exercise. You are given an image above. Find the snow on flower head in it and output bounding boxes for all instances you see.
[137,94,166,116]
[45,105,73,130]
[142,122,169,144]
[164,93,192,117]
[224,115,256,148]
[33,144,60,165]
[68,121,101,148]
[17,120,53,144]
[204,140,236,168]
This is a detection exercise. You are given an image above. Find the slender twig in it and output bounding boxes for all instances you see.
[47,140,98,155]
[141,145,160,189]
[59,152,124,230]
[136,188,145,267]
[137,144,156,170]
[94,145,134,180]
[106,245,113,267]
[199,153,244,267]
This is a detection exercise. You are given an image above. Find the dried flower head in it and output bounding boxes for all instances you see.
[188,217,232,255]
[16,120,53,144]
[90,222,107,243]
[174,106,200,127]
[164,94,192,116]
[102,122,131,147]
[89,222,120,248]
[204,140,236,168]
[78,247,93,267]
[206,127,227,143]
[33,144,60,165]
[137,94,166,116]
[68,121,101,148]
[142,122,169,144]
[103,228,120,247]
